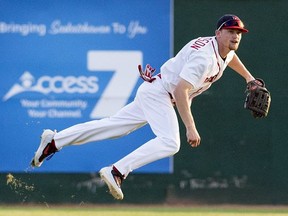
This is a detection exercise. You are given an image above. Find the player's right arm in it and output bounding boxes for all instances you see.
[173,78,201,147]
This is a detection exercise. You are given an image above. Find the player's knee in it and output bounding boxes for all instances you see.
[161,136,180,155]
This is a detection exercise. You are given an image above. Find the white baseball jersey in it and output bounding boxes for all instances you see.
[161,36,235,98]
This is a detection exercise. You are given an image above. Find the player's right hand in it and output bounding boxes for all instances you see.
[186,126,201,147]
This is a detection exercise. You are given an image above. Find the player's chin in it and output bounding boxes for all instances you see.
[229,44,239,51]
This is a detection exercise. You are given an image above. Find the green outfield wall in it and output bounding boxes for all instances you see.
[1,0,287,205]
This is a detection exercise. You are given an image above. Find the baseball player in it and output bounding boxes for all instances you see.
[31,14,257,200]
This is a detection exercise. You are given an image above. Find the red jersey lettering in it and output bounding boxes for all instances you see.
[191,37,212,50]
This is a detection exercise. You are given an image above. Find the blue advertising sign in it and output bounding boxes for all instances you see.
[0,0,173,173]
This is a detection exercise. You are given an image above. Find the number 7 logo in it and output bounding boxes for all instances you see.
[87,51,142,119]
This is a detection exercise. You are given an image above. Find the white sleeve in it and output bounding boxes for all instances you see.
[179,54,210,89]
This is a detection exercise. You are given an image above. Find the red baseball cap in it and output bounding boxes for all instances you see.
[216,14,248,33]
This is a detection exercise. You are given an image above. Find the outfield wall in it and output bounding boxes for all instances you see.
[1,0,288,205]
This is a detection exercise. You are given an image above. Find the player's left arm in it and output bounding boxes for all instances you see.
[228,53,255,83]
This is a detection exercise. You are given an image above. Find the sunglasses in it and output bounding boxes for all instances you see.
[217,19,245,31]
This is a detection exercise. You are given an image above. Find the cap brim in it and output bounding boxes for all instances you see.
[222,26,249,33]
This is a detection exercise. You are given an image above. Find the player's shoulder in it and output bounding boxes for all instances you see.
[189,36,215,51]
[176,36,215,66]
[183,36,215,61]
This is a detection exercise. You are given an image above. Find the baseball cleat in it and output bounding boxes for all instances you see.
[31,129,58,167]
[99,166,124,200]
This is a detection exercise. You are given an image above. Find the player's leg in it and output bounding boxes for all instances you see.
[54,101,146,148]
[113,78,180,177]
[31,101,147,167]
[99,78,180,200]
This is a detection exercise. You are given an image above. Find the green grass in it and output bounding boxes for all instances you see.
[0,206,288,216]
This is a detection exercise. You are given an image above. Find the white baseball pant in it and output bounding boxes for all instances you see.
[53,76,180,177]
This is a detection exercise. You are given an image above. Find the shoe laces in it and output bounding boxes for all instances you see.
[39,140,58,162]
[111,166,124,188]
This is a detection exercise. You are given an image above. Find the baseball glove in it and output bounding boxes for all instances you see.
[244,78,271,118]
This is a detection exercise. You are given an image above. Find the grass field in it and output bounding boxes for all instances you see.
[0,206,288,216]
[3,174,288,215]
